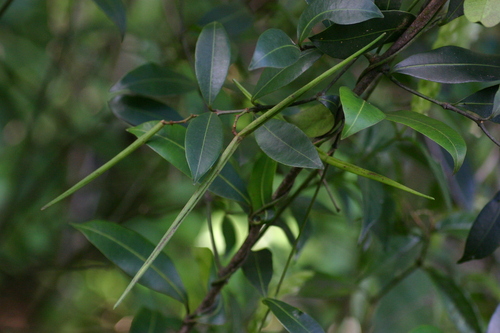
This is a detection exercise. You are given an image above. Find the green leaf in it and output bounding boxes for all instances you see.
[392,46,500,83]
[409,325,444,333]
[318,150,434,200]
[92,0,127,40]
[249,29,300,70]
[198,3,252,37]
[490,86,500,119]
[425,267,482,333]
[222,216,237,255]
[456,84,500,123]
[310,11,414,59]
[242,249,273,296]
[385,110,466,173]
[297,0,383,44]
[185,112,223,183]
[130,308,180,333]
[458,191,500,263]
[252,49,323,101]
[255,118,323,169]
[73,220,188,304]
[374,0,402,10]
[445,0,465,23]
[263,298,325,333]
[111,63,197,96]
[248,154,277,211]
[464,0,500,27]
[207,161,250,205]
[109,95,183,126]
[285,103,335,137]
[195,22,231,106]
[340,86,386,139]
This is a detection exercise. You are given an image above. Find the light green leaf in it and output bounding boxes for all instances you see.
[464,0,500,27]
[340,86,386,139]
[249,29,300,70]
[73,220,188,304]
[242,249,273,296]
[185,112,223,183]
[263,298,325,333]
[385,110,466,173]
[248,154,277,211]
[92,0,127,40]
[255,118,323,169]
[285,103,335,137]
[195,22,231,106]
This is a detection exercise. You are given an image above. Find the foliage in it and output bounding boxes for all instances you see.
[3,0,500,332]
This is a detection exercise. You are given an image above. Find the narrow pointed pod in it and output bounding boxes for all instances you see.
[114,33,387,308]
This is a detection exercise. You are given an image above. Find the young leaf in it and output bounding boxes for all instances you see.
[255,118,323,169]
[392,46,500,83]
[456,84,500,121]
[458,191,500,263]
[263,298,325,333]
[252,49,323,101]
[111,63,197,96]
[195,22,231,107]
[249,29,300,70]
[185,112,223,183]
[464,0,500,27]
[248,154,277,211]
[318,150,434,200]
[487,304,500,333]
[284,103,335,137]
[242,249,273,296]
[92,0,127,40]
[425,267,482,333]
[310,11,414,59]
[297,0,383,44]
[385,110,467,173]
[73,220,188,304]
[109,95,183,126]
[130,308,180,333]
[340,86,386,139]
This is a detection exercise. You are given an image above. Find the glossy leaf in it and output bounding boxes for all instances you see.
[445,0,465,22]
[185,112,223,183]
[464,0,500,27]
[130,308,179,333]
[374,0,402,10]
[195,22,231,106]
[263,298,325,333]
[252,49,323,101]
[297,0,383,44]
[340,86,386,139]
[255,118,323,169]
[198,3,252,37]
[111,63,196,96]
[456,85,500,122]
[426,267,482,333]
[109,95,183,126]
[285,103,335,137]
[392,46,500,83]
[73,220,188,304]
[249,29,300,70]
[409,325,444,333]
[242,249,273,296]
[487,304,500,333]
[310,11,414,59]
[92,0,127,40]
[385,110,466,173]
[459,191,500,263]
[318,94,340,115]
[248,154,277,211]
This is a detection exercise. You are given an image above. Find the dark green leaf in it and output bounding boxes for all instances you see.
[374,0,402,10]
[464,0,500,27]
[207,161,250,205]
[392,46,500,83]
[318,94,340,115]
[263,298,325,333]
[248,154,277,211]
[109,95,183,126]
[285,103,335,137]
[445,0,465,23]
[242,249,273,296]
[290,197,316,254]
[456,85,500,122]
[425,267,482,333]
[255,118,323,169]
[222,216,237,255]
[310,11,414,59]
[185,112,223,183]
[340,86,386,139]
[73,220,187,304]
[297,0,383,44]
[252,49,323,101]
[198,3,252,37]
[92,0,127,40]
[385,110,466,173]
[111,63,197,96]
[459,191,500,263]
[249,29,300,70]
[130,308,180,333]
[409,325,444,333]
[195,22,231,106]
